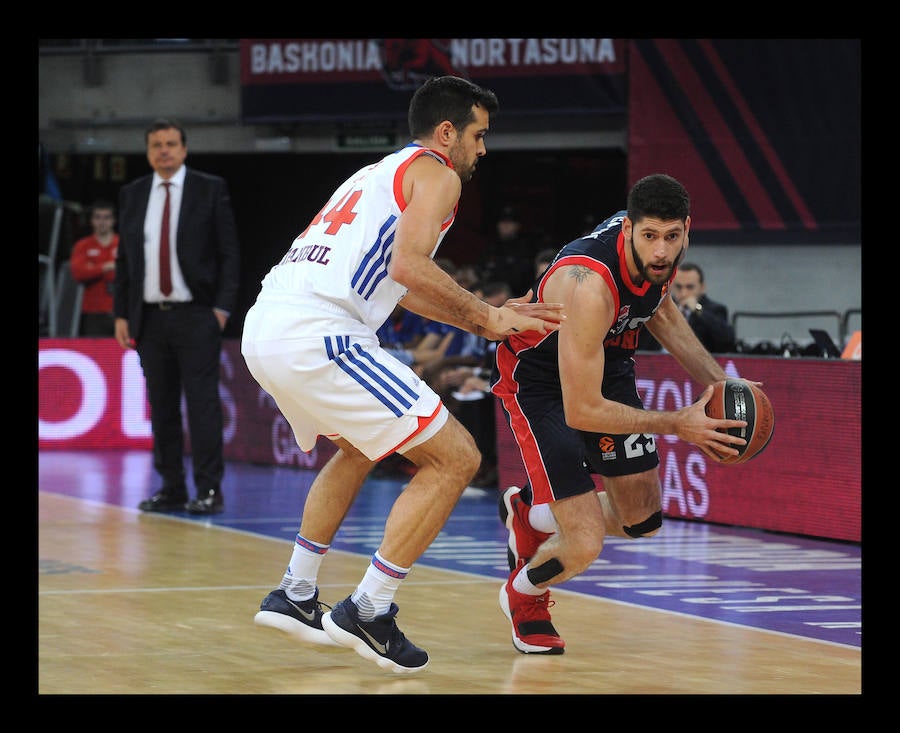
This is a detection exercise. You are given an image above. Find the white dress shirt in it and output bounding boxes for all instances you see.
[143,165,191,302]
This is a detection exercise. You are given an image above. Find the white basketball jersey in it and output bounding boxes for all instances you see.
[257,143,457,333]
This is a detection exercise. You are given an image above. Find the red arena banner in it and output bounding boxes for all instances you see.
[497,354,861,542]
[239,38,626,123]
[38,339,337,471]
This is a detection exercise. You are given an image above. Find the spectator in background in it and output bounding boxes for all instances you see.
[479,206,541,295]
[376,303,452,376]
[671,263,735,352]
[114,118,241,516]
[638,262,736,353]
[453,263,481,291]
[69,200,119,336]
[534,247,557,280]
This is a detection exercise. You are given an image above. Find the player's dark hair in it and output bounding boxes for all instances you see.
[627,174,690,224]
[145,118,186,146]
[408,76,499,139]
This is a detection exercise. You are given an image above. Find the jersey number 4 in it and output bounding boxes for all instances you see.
[298,189,362,239]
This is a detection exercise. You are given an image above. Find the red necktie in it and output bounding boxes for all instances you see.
[159,181,172,296]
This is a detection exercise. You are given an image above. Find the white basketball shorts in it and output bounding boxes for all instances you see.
[241,300,448,461]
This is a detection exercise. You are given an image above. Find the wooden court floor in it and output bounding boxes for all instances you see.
[38,492,861,696]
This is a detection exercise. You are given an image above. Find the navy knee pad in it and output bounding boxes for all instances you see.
[623,510,662,538]
[527,557,564,585]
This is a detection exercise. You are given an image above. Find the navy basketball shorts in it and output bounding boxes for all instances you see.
[580,373,660,479]
[501,371,659,505]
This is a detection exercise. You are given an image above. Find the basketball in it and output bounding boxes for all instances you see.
[704,379,775,464]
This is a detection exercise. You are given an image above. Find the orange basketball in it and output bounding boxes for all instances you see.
[704,379,775,464]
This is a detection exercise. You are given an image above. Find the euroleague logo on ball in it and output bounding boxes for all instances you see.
[704,379,775,465]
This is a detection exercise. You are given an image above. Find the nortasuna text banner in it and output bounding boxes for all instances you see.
[239,38,627,123]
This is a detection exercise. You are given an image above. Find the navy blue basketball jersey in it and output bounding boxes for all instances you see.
[497,210,673,384]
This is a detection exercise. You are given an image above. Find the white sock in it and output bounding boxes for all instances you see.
[529,503,558,534]
[351,551,409,620]
[280,533,329,601]
[512,562,543,596]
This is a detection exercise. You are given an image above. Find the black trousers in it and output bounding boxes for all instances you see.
[136,303,224,495]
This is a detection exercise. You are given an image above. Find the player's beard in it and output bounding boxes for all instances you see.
[449,141,476,182]
[630,236,684,286]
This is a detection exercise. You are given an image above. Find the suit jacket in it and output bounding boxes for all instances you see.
[113,167,241,341]
[689,294,736,353]
[637,294,736,353]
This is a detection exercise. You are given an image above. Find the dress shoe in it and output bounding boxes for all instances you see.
[139,489,189,513]
[186,490,224,515]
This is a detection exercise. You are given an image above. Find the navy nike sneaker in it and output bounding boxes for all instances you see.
[322,596,428,673]
[254,588,339,646]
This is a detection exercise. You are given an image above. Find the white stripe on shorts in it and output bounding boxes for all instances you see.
[325,335,419,417]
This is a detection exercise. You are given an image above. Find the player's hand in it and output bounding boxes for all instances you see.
[502,288,537,308]
[484,300,565,340]
[678,384,747,460]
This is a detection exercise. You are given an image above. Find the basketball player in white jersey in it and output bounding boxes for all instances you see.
[241,76,564,673]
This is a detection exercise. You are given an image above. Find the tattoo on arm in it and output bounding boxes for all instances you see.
[569,265,593,283]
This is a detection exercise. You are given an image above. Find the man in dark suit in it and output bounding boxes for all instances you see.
[113,118,240,515]
[637,262,736,353]
[671,262,736,353]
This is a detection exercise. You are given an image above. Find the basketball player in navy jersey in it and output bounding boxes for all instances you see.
[493,174,748,655]
[241,76,564,673]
